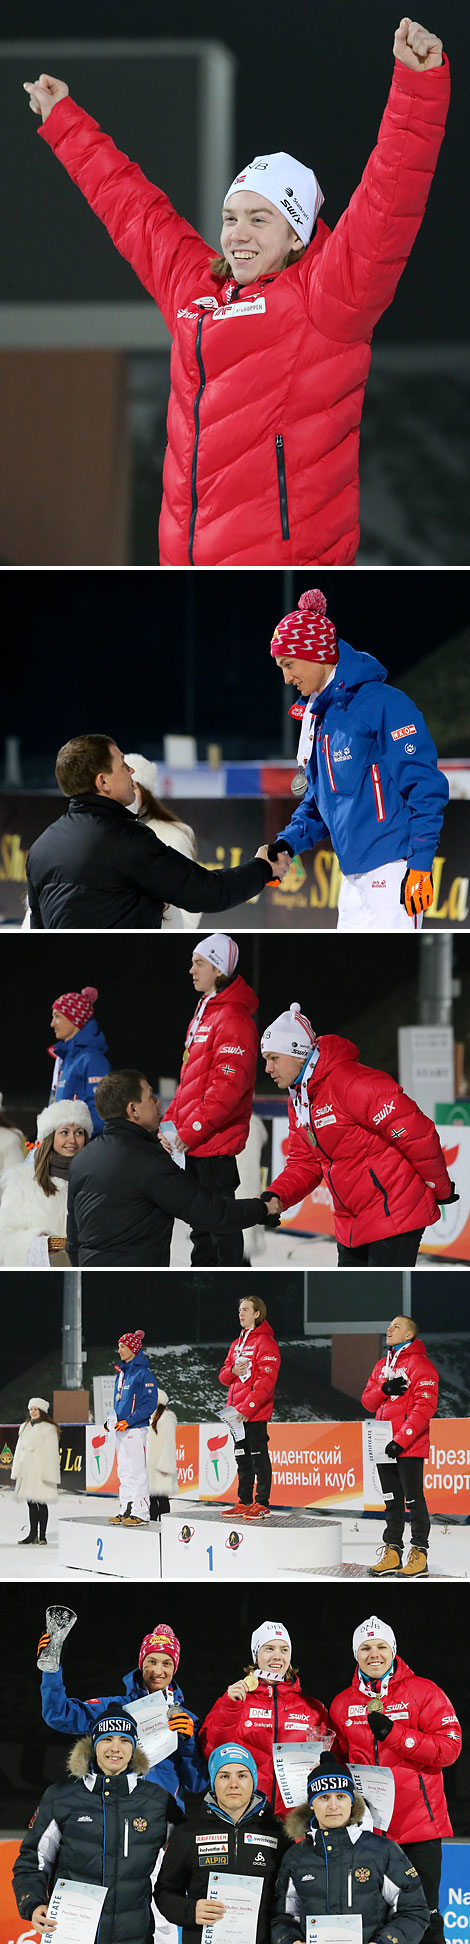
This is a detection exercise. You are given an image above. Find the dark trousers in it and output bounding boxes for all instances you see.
[337,1227,424,1267]
[377,1456,431,1550]
[402,1840,444,1944]
[149,1495,170,1519]
[235,1422,272,1507]
[186,1154,244,1266]
[27,1500,48,1540]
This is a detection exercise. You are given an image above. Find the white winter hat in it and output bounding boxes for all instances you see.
[36,1099,93,1144]
[28,1397,50,1413]
[125,752,159,796]
[352,1616,397,1661]
[193,934,239,976]
[251,1621,292,1664]
[224,152,324,247]
[261,1001,316,1059]
[157,1389,169,1407]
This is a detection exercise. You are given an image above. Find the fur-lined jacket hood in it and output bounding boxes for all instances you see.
[283,1792,370,1840]
[67,1735,149,1779]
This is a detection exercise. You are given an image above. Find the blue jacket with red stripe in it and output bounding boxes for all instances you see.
[113,1348,158,1427]
[276,642,448,874]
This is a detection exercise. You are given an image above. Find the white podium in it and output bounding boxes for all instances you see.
[58,1515,162,1579]
[160,1504,342,1580]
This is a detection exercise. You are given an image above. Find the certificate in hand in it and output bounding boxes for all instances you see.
[306,1918,363,1944]
[365,1420,394,1466]
[162,1121,186,1170]
[124,1689,178,1763]
[202,1871,264,1944]
[273,1739,334,1808]
[350,1764,395,1830]
[43,1878,108,1943]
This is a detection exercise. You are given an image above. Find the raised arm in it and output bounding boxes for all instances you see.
[24,73,217,333]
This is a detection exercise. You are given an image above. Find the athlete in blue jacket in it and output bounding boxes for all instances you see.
[107,1330,159,1525]
[269,589,448,932]
[38,1616,208,1807]
[48,986,110,1133]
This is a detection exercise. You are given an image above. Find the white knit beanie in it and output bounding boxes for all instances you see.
[194,935,239,976]
[36,1099,93,1143]
[224,152,324,245]
[251,1621,292,1665]
[261,1001,315,1059]
[352,1616,397,1660]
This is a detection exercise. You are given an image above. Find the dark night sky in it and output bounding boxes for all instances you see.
[3,931,470,1107]
[4,571,469,763]
[1,0,467,342]
[0,1583,467,1835]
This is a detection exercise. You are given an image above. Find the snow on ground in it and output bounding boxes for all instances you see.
[1,1489,466,1583]
[170,1219,466,1269]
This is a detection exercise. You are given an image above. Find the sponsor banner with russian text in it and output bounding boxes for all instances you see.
[421,1127,470,1260]
[363,1419,470,1514]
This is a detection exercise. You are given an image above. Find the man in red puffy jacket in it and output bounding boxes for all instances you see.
[218,1294,281,1520]
[159,934,258,1267]
[261,1001,456,1265]
[24,22,449,566]
[362,1314,439,1577]
[200,1620,332,1813]
[331,1613,462,1944]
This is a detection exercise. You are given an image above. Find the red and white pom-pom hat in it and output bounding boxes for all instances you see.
[271,588,338,664]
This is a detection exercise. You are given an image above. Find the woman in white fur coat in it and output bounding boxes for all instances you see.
[10,1396,61,1545]
[125,752,202,929]
[146,1390,178,1516]
[0,1098,93,1266]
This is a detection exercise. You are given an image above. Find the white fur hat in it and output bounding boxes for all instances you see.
[125,752,159,796]
[28,1397,50,1413]
[36,1099,93,1143]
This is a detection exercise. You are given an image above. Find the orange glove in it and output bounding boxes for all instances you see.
[400,868,434,917]
[168,1709,195,1738]
[115,1419,129,1432]
[37,1631,50,1660]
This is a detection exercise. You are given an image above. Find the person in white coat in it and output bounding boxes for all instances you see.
[0,1098,26,1195]
[125,752,201,928]
[0,1098,93,1266]
[10,1396,61,1545]
[146,1390,178,1517]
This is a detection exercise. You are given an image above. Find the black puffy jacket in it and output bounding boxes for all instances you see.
[66,1119,268,1266]
[157,1787,290,1944]
[13,1739,177,1944]
[26,794,271,930]
[272,1801,429,1944]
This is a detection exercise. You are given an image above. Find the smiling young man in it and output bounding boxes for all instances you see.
[25,734,284,929]
[38,1618,207,1806]
[267,587,449,931]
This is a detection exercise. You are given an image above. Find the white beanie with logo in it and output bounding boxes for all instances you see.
[352,1616,397,1661]
[251,1621,292,1667]
[261,1001,316,1059]
[225,152,324,246]
[193,935,239,976]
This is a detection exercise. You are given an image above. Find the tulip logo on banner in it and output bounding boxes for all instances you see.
[200,1427,238,1498]
[86,1424,118,1492]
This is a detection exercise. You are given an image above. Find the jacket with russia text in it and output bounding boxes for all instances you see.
[113,1346,159,1428]
[330,1657,462,1847]
[40,1665,208,1805]
[276,643,449,875]
[66,1118,271,1266]
[26,794,272,930]
[268,1035,452,1248]
[162,975,259,1157]
[272,1798,429,1944]
[157,1787,290,1944]
[38,59,450,566]
[12,1737,176,1944]
[219,1318,281,1422]
[49,1016,110,1134]
[361,1335,439,1458]
[199,1677,332,1816]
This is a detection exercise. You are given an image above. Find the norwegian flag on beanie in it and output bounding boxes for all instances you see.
[271,588,338,664]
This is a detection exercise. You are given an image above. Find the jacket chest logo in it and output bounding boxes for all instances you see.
[355,1868,371,1881]
[212,298,267,319]
[133,1817,148,1832]
[332,745,352,761]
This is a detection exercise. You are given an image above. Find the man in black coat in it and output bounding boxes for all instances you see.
[272,1757,429,1944]
[66,1070,279,1266]
[26,734,286,929]
[157,1740,290,1944]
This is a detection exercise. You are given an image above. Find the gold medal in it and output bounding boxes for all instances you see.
[183,1047,190,1065]
[368,1695,384,1714]
[245,1672,259,1691]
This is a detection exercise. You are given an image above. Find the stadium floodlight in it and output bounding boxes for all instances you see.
[0,39,235,349]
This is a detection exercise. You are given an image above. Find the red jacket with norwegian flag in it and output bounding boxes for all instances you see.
[268,1034,452,1248]
[361,1335,439,1458]
[162,975,258,1157]
[331,1655,461,1845]
[219,1318,281,1422]
[38,59,449,566]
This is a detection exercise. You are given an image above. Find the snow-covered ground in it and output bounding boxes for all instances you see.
[170,1218,467,1269]
[0,1489,466,1583]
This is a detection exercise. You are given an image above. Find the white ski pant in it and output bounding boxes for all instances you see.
[116,1426,150,1519]
[337,858,424,932]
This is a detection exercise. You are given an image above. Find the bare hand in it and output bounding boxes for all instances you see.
[393,19,443,68]
[256,845,290,880]
[233,1358,249,1376]
[32,1910,57,1935]
[227,1678,249,1701]
[158,1127,187,1154]
[264,1195,282,1215]
[196,1903,226,1925]
[23,72,70,120]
